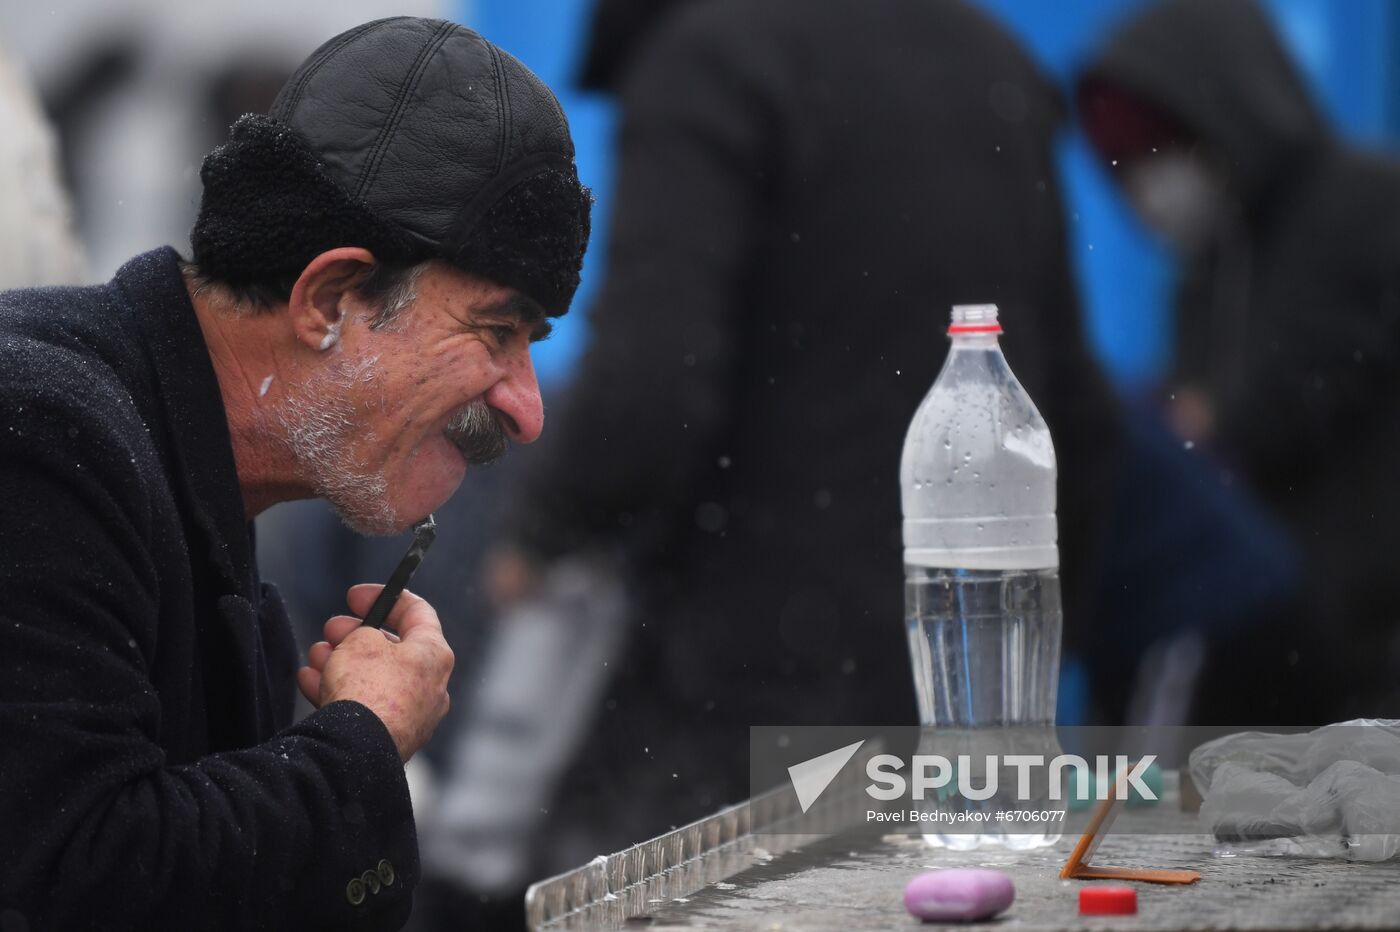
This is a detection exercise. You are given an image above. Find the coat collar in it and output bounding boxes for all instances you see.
[114,247,255,599]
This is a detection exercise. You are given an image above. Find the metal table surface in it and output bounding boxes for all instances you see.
[526,782,1400,930]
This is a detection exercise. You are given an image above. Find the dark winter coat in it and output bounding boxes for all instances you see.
[504,0,1122,861]
[1082,0,1400,706]
[0,248,416,930]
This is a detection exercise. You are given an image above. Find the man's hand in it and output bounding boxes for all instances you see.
[297,584,454,761]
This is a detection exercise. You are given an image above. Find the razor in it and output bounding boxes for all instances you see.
[361,514,438,631]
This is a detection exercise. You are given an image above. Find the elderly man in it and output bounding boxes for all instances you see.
[0,17,589,931]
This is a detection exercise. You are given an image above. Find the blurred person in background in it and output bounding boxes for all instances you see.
[4,0,443,279]
[424,0,1122,919]
[1079,0,1400,717]
[0,46,86,287]
[0,18,589,929]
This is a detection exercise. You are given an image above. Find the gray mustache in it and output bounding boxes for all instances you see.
[445,401,509,465]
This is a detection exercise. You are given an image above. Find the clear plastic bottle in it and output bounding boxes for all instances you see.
[900,304,1063,849]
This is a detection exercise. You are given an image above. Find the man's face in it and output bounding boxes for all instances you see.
[277,262,548,535]
[1120,148,1229,254]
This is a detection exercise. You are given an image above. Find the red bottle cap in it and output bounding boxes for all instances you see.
[1079,886,1138,915]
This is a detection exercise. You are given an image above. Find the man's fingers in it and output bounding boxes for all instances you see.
[297,666,322,707]
[318,585,453,763]
[346,584,442,642]
[387,593,444,642]
[322,615,363,647]
[346,583,386,618]
[307,640,333,672]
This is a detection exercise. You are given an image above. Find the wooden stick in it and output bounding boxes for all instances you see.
[1071,865,1201,885]
[1060,763,1201,885]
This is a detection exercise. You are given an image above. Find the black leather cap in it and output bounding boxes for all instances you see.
[191,17,591,315]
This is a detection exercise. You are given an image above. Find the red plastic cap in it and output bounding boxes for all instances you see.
[1079,886,1138,915]
[948,304,1002,336]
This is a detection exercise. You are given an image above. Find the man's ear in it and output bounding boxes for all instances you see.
[287,247,377,352]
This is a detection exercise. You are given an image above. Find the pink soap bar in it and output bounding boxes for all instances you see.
[903,869,1015,922]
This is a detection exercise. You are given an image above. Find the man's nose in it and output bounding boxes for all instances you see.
[485,355,544,444]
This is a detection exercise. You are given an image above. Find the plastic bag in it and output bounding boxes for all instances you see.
[1189,720,1400,861]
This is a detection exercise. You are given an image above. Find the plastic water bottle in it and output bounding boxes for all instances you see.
[900,304,1063,850]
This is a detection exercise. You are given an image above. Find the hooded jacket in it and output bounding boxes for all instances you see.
[1082,0,1400,700]
[501,0,1123,863]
